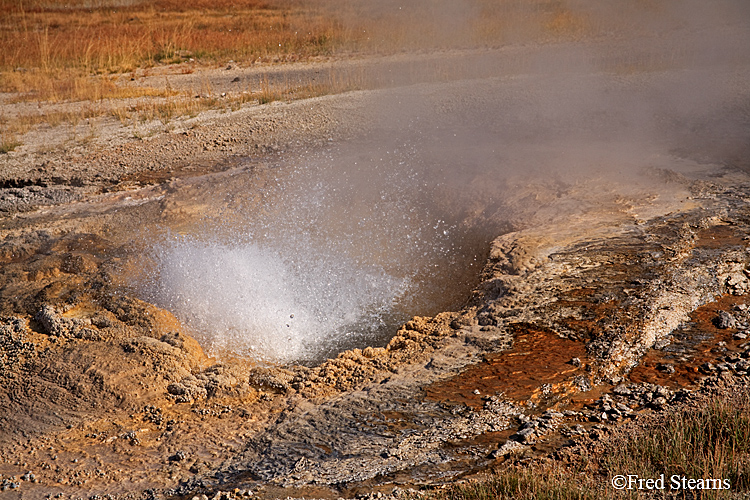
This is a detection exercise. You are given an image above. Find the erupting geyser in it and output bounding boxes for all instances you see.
[147,236,409,364]
[137,141,494,364]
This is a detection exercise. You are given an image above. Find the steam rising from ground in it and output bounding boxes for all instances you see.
[138,0,750,364]
[142,143,494,364]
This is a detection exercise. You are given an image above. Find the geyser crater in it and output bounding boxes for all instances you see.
[135,142,495,365]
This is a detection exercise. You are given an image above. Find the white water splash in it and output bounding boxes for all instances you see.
[147,235,410,363]
[138,143,465,364]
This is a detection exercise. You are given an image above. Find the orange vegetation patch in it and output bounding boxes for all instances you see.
[629,294,749,388]
[0,0,601,99]
[0,0,347,101]
[424,325,589,410]
[0,0,339,72]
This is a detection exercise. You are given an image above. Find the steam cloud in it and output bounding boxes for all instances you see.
[141,0,750,364]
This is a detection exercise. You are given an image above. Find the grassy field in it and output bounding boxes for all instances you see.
[0,0,593,150]
[0,0,351,99]
[0,0,593,98]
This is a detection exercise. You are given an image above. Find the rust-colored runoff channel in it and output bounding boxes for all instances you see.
[425,325,589,410]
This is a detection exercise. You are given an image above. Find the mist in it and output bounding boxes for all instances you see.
[138,0,750,364]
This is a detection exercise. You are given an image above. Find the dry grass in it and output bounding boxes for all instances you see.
[0,69,362,139]
[0,132,22,154]
[254,65,365,104]
[110,69,365,126]
[0,0,593,93]
[111,96,221,125]
[415,390,750,500]
[3,71,179,103]
[0,0,349,98]
[0,0,600,136]
[415,467,597,500]
[1,105,103,134]
[606,395,750,498]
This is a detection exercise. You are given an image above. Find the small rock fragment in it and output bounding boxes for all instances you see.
[714,311,737,329]
[490,439,525,458]
[650,397,667,409]
[657,363,675,374]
